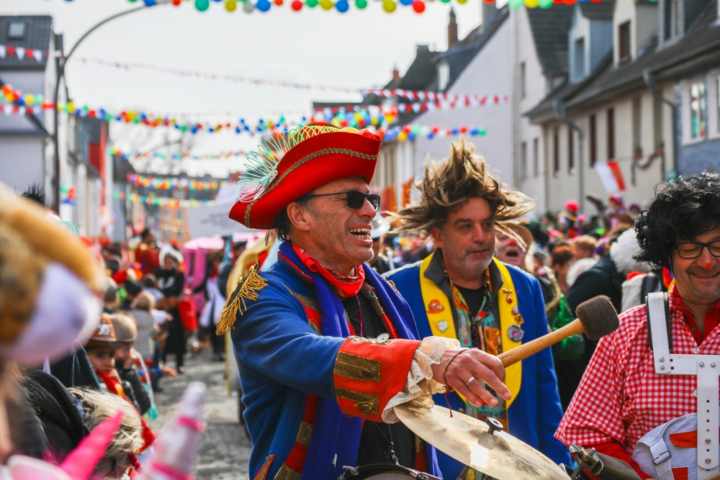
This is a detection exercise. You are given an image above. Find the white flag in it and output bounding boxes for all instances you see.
[16,47,25,60]
[33,49,43,62]
[0,45,6,58]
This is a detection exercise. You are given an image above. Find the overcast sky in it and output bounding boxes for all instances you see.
[2,0,482,177]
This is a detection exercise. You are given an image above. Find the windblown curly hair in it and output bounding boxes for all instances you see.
[392,139,534,236]
[634,172,720,269]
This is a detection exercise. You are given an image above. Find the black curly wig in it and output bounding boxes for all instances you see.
[634,172,720,269]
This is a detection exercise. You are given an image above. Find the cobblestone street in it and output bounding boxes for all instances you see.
[153,349,251,480]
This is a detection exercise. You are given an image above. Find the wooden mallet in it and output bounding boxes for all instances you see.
[498,296,619,367]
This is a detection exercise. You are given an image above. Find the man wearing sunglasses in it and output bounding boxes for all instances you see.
[557,172,720,480]
[221,126,510,480]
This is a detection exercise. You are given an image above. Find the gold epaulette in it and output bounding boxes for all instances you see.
[216,263,268,335]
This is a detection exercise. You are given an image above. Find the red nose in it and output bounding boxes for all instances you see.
[706,263,713,270]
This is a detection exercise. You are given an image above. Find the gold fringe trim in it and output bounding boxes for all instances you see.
[216,264,268,335]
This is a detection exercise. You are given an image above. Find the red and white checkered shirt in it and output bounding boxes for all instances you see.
[556,286,720,454]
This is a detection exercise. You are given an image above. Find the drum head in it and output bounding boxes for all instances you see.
[339,464,439,479]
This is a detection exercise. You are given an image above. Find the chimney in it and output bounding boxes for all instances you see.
[392,65,400,80]
[448,8,458,47]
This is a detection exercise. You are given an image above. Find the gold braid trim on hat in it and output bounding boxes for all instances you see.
[216,263,268,335]
[391,138,534,237]
[244,147,378,226]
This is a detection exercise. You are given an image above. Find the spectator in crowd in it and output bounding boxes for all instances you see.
[68,387,144,479]
[551,246,574,295]
[568,235,599,288]
[141,274,164,303]
[110,313,152,416]
[103,283,118,314]
[121,278,142,310]
[128,292,158,362]
[558,200,580,238]
[135,228,161,276]
[155,248,186,373]
[194,251,226,362]
[368,213,393,274]
[570,235,597,259]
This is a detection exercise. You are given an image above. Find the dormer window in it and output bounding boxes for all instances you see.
[573,37,586,81]
[671,0,682,37]
[7,21,26,40]
[437,60,450,92]
[618,21,631,62]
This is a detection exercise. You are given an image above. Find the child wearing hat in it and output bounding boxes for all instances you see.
[84,315,119,384]
[110,313,152,416]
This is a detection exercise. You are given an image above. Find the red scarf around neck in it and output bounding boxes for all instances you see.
[292,245,365,297]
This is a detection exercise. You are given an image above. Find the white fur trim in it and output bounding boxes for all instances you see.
[610,229,651,275]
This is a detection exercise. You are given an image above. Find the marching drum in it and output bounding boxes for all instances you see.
[337,464,440,479]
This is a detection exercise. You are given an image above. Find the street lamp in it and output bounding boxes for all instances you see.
[51,0,170,211]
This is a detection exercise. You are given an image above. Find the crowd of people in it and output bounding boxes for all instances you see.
[1,124,718,480]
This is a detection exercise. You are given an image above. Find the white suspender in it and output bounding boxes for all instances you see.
[648,292,720,480]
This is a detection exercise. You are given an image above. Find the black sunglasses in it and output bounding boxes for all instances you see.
[302,190,381,211]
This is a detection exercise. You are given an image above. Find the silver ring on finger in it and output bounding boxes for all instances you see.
[465,376,477,387]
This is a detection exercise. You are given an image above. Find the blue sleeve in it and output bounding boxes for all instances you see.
[231,284,344,400]
[531,277,573,466]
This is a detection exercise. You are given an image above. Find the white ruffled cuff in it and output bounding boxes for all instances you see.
[382,336,460,423]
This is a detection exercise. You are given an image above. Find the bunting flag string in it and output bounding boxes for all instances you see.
[0,44,50,62]
[110,122,487,166]
[362,89,507,104]
[114,191,216,208]
[75,56,510,103]
[77,57,360,93]
[127,173,225,190]
[109,146,251,161]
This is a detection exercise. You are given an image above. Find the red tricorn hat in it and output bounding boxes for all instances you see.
[229,126,381,229]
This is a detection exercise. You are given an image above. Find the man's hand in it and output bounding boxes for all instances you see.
[430,348,511,407]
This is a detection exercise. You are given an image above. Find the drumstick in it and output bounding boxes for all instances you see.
[498,296,619,367]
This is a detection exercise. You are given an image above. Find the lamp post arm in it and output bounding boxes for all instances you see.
[52,3,160,212]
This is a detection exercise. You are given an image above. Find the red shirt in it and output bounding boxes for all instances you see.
[556,286,720,478]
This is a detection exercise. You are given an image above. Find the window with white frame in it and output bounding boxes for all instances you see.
[708,74,720,139]
[716,77,720,135]
[689,81,706,140]
[437,61,450,92]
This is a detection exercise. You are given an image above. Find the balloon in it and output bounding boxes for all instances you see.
[256,0,271,11]
[507,0,523,7]
[355,0,367,8]
[457,0,467,3]
[440,0,451,4]
[478,127,487,136]
[243,0,255,11]
[382,0,396,12]
[399,0,412,6]
[539,0,552,7]
[412,0,425,12]
[306,0,318,7]
[320,0,334,10]
[226,0,237,9]
[143,0,157,5]
[195,0,210,10]
[172,0,181,5]
[291,0,302,9]
[274,0,283,5]
[335,0,349,11]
